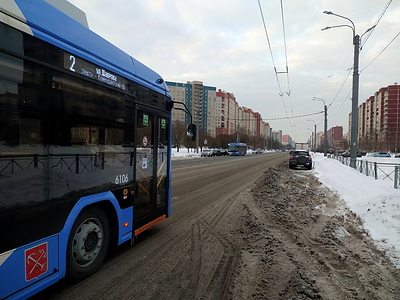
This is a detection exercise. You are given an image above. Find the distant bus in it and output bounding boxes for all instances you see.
[0,1,196,299]
[227,143,247,156]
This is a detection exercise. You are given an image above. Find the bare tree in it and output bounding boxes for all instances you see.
[172,120,186,151]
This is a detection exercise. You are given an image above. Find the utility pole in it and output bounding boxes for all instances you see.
[312,98,328,156]
[312,124,317,152]
[349,34,360,168]
[324,103,328,157]
[270,127,273,150]
[308,119,317,152]
[322,11,374,167]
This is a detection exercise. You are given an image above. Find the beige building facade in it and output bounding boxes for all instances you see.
[166,81,270,148]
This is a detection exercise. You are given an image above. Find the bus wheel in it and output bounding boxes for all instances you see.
[66,206,110,282]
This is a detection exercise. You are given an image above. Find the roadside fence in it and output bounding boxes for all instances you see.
[331,155,400,189]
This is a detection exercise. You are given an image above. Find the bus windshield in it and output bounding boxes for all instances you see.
[227,143,247,156]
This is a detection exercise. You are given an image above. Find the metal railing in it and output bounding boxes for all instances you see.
[332,155,400,189]
[0,151,168,177]
[0,152,134,176]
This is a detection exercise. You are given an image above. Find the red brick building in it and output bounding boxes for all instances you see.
[356,84,400,152]
[328,126,343,149]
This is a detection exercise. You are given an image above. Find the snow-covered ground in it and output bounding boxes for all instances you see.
[172,147,200,158]
[172,148,400,267]
[312,153,400,267]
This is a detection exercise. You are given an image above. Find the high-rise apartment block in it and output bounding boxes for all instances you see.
[282,134,293,147]
[166,81,270,148]
[354,83,400,152]
[328,126,345,149]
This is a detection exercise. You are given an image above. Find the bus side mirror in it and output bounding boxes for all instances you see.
[187,124,196,141]
[165,101,174,111]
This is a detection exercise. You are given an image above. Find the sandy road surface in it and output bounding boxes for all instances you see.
[32,153,400,299]
[230,162,400,299]
[32,153,285,299]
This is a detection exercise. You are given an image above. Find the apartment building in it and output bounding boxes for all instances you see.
[271,130,282,149]
[166,81,270,147]
[328,126,343,149]
[166,81,191,126]
[166,81,216,136]
[355,83,400,152]
[282,134,293,147]
[215,89,239,136]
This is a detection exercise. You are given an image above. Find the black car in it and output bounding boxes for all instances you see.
[211,148,221,156]
[340,150,363,157]
[220,149,228,156]
[289,150,312,170]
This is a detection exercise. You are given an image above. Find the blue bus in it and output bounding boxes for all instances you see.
[0,1,195,299]
[227,143,247,156]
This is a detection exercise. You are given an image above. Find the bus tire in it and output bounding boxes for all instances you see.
[66,206,111,282]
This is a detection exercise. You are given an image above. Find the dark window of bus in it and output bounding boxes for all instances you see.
[157,117,168,209]
[0,50,51,251]
[136,111,154,219]
[47,70,135,200]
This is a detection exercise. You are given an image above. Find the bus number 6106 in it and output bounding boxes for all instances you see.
[115,174,129,185]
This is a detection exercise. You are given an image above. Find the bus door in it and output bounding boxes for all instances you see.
[135,109,169,232]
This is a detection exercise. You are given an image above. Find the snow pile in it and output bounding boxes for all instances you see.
[312,154,400,267]
[171,148,400,267]
[171,148,200,158]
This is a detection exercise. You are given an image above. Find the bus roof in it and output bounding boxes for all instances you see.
[5,0,169,95]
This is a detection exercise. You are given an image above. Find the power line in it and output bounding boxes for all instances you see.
[263,111,323,121]
[257,0,282,92]
[361,0,392,50]
[278,0,297,139]
[361,31,400,72]
[257,0,297,139]
[207,111,323,121]
[327,63,353,108]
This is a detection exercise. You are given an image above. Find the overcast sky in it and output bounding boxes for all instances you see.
[68,0,400,143]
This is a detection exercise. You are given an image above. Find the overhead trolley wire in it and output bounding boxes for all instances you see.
[278,0,297,138]
[279,0,292,98]
[257,0,297,138]
[360,0,394,72]
[257,0,282,93]
[207,111,323,122]
[361,31,400,73]
[361,0,392,50]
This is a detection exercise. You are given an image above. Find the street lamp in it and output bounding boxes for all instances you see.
[270,127,273,151]
[308,128,314,151]
[322,11,375,168]
[308,119,317,152]
[312,97,328,157]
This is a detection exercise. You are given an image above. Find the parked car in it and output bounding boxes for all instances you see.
[289,150,312,170]
[210,148,221,156]
[253,149,263,154]
[370,151,391,157]
[201,149,212,157]
[340,151,362,157]
[220,149,228,156]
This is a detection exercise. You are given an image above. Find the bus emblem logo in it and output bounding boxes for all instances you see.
[25,242,48,281]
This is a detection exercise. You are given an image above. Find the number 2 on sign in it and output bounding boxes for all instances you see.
[69,55,76,72]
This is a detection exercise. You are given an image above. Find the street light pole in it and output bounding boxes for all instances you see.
[308,119,317,152]
[322,10,364,168]
[270,127,273,150]
[350,34,360,168]
[323,104,328,157]
[312,97,328,157]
